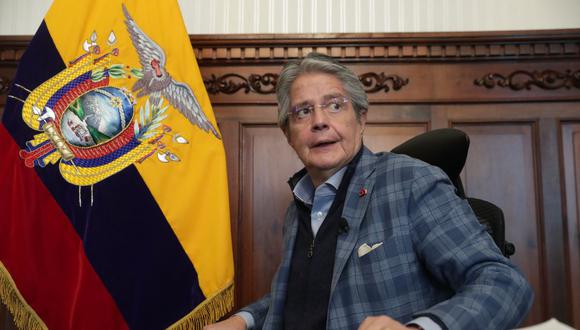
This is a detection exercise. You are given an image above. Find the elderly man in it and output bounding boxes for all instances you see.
[208,53,533,330]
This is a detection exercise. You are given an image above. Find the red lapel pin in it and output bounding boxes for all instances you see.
[359,188,367,197]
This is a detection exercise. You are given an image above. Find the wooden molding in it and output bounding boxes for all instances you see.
[474,70,580,90]
[203,72,409,95]
[1,30,580,65]
[2,31,580,101]
[0,35,29,63]
[359,72,409,93]
[189,30,580,64]
[204,73,279,95]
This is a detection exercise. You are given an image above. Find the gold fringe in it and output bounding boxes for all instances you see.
[1,260,233,330]
[167,282,234,330]
[0,261,48,330]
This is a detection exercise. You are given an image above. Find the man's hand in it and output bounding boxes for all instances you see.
[203,315,247,330]
[358,315,421,330]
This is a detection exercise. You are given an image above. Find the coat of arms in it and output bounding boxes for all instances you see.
[9,4,219,187]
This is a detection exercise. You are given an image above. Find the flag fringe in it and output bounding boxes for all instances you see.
[2,260,233,330]
[0,261,48,330]
[167,281,234,330]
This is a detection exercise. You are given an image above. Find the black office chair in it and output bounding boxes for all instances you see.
[391,128,515,257]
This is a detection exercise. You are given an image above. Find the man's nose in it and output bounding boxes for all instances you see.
[310,107,329,130]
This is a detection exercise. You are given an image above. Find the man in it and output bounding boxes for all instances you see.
[207,53,533,329]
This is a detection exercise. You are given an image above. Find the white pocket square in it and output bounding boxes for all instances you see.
[357,242,384,258]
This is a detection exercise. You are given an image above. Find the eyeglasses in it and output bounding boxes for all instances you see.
[289,96,350,122]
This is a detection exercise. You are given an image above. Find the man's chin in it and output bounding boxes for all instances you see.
[307,160,343,173]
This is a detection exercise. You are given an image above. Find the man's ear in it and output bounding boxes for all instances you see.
[282,125,292,144]
[359,109,368,130]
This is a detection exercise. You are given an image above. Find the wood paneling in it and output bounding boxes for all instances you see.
[240,124,301,304]
[363,124,428,154]
[454,122,544,325]
[440,103,579,324]
[560,122,580,328]
[2,31,580,329]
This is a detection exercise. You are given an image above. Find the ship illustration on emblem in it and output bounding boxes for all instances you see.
[9,4,220,187]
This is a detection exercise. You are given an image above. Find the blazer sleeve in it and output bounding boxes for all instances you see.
[407,164,533,330]
[238,293,271,329]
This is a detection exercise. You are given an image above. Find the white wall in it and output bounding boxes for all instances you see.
[1,0,579,35]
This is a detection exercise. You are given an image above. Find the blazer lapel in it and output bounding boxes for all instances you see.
[330,147,377,293]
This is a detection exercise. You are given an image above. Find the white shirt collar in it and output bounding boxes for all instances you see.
[292,167,347,206]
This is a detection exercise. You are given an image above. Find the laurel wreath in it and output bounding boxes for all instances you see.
[134,97,168,140]
[131,68,144,79]
[91,64,127,82]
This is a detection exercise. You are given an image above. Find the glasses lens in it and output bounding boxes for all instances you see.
[290,97,349,122]
[325,97,347,113]
[292,105,313,120]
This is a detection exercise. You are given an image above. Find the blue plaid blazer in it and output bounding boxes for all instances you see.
[241,147,533,329]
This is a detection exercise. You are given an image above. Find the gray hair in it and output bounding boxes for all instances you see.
[275,52,368,128]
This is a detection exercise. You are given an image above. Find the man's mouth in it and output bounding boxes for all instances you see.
[311,140,337,148]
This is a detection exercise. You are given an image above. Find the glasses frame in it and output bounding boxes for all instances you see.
[288,96,351,123]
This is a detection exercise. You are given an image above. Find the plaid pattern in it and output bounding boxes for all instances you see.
[240,147,533,329]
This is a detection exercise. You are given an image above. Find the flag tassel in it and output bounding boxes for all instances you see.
[167,282,234,330]
[0,261,48,330]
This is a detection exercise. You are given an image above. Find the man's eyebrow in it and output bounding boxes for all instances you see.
[321,93,345,102]
[291,93,345,108]
[291,100,312,109]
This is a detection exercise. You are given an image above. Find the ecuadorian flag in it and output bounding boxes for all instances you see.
[0,1,234,329]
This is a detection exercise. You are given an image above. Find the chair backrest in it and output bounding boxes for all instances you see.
[391,127,469,199]
[467,197,514,257]
[390,128,515,257]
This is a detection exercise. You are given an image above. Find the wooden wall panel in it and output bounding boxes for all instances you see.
[240,125,300,304]
[363,124,428,154]
[441,102,580,325]
[454,123,544,326]
[560,122,580,328]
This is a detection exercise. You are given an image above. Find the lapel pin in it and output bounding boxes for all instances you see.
[359,188,367,197]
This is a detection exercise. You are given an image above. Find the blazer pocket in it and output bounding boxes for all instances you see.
[357,242,387,267]
[357,242,384,258]
[356,238,409,274]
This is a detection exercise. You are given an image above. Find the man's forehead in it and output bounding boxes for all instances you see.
[290,84,346,103]
[289,73,345,101]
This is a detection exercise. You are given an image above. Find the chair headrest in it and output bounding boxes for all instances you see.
[391,128,470,184]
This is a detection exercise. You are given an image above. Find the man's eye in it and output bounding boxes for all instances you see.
[327,100,342,112]
[295,107,312,119]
